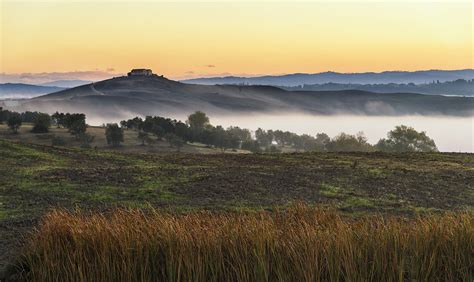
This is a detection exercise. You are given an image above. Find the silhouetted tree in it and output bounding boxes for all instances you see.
[174,121,191,141]
[137,131,150,146]
[0,107,5,124]
[227,126,252,143]
[105,123,124,147]
[376,125,438,152]
[52,112,66,128]
[241,140,261,153]
[327,132,374,152]
[120,117,143,130]
[255,128,273,148]
[186,111,209,130]
[164,133,185,151]
[77,133,95,149]
[31,113,51,133]
[315,133,330,151]
[64,113,87,137]
[7,113,22,133]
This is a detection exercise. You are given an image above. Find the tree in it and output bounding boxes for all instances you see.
[0,107,5,124]
[327,132,374,152]
[227,126,252,143]
[164,133,185,151]
[292,134,305,152]
[7,113,22,133]
[314,133,330,152]
[142,116,174,139]
[120,117,144,130]
[299,134,318,151]
[174,121,191,141]
[77,133,95,149]
[137,131,150,146]
[31,113,51,133]
[241,140,261,153]
[52,112,66,128]
[211,126,240,151]
[105,123,124,147]
[223,129,241,150]
[255,128,273,148]
[273,130,293,146]
[186,111,209,129]
[376,125,438,152]
[64,113,87,137]
[70,119,87,137]
[198,126,217,146]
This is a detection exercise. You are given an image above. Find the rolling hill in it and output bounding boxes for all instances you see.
[9,74,474,120]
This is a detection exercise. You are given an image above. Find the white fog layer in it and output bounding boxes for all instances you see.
[209,115,473,153]
[86,113,473,153]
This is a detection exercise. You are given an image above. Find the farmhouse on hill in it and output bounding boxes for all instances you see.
[128,69,153,76]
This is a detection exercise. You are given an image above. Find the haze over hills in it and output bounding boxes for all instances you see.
[6,72,472,122]
[182,69,474,86]
[0,83,65,99]
[282,79,474,96]
[40,80,92,88]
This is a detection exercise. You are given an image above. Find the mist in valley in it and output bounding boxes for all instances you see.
[201,114,473,153]
[82,110,473,153]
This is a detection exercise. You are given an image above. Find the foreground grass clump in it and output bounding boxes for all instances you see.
[17,206,474,281]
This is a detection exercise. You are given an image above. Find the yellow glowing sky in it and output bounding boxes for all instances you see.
[1,0,472,79]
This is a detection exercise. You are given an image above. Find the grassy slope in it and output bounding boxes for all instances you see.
[0,138,473,269]
[0,123,248,154]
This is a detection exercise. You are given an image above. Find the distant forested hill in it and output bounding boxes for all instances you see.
[282,79,474,96]
[182,69,474,86]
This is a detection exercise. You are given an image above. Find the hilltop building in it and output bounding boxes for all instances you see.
[128,69,153,76]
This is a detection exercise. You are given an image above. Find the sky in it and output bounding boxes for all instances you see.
[0,0,472,81]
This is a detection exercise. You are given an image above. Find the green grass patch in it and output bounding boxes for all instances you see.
[343,196,375,208]
[320,183,343,198]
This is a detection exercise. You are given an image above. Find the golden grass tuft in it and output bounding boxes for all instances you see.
[16,205,474,281]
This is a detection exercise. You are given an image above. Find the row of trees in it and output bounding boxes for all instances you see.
[53,112,123,148]
[0,108,124,148]
[0,108,52,133]
[1,107,438,153]
[120,111,438,153]
[120,111,245,151]
[0,109,90,136]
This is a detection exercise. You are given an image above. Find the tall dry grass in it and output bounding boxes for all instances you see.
[16,205,473,281]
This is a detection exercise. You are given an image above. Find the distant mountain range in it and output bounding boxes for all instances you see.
[182,69,474,86]
[282,79,474,96]
[0,80,92,99]
[0,83,65,99]
[5,75,472,121]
